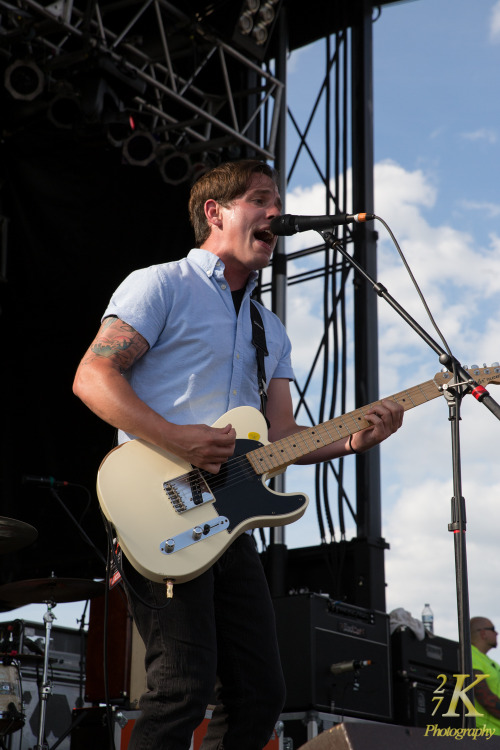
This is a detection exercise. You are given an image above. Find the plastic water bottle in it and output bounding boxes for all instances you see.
[422,603,434,634]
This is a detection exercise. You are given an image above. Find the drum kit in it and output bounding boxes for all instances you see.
[0,517,104,750]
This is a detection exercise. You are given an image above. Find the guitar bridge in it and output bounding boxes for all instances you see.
[160,516,229,554]
[163,470,214,513]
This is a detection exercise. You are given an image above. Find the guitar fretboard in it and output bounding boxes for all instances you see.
[245,369,485,477]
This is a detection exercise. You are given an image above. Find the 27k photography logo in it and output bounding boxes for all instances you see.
[426,673,496,741]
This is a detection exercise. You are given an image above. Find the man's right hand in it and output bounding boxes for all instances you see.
[167,422,237,474]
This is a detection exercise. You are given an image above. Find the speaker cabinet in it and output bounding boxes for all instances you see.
[85,585,132,705]
[391,627,461,728]
[273,595,392,721]
[264,539,388,612]
[391,627,459,684]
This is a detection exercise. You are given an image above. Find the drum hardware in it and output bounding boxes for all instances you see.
[0,577,105,612]
[0,575,104,749]
[0,661,24,738]
[0,517,37,555]
[34,599,56,750]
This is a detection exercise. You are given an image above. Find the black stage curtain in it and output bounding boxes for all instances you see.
[0,127,193,585]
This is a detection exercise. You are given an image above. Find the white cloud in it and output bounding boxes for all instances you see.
[460,199,500,218]
[461,129,497,144]
[490,0,500,42]
[384,476,500,641]
[372,163,500,369]
[376,162,500,640]
[374,159,437,216]
[279,160,500,641]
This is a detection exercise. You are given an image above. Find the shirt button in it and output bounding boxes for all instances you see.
[233,389,237,395]
[221,284,227,290]
[236,353,240,359]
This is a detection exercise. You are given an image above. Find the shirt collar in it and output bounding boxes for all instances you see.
[187,248,258,293]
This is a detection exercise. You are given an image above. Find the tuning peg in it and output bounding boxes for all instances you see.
[491,362,500,367]
[470,364,478,370]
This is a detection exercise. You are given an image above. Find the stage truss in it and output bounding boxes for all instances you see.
[0,0,283,162]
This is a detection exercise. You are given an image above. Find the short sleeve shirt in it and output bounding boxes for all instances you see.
[471,644,500,733]
[102,249,295,443]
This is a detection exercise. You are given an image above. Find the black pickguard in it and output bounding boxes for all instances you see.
[201,439,307,532]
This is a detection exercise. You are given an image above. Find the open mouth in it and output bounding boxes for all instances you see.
[254,229,275,247]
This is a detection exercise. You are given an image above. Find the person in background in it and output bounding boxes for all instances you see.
[470,616,500,734]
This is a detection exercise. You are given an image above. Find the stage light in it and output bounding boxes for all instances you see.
[4,59,44,101]
[47,94,81,129]
[158,151,193,185]
[237,10,254,35]
[105,112,135,147]
[251,22,268,45]
[232,0,282,58]
[122,130,157,166]
[259,2,275,23]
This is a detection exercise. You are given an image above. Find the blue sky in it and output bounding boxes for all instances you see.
[12,0,500,646]
[374,0,500,250]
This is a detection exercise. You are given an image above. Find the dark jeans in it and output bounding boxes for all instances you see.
[123,534,286,750]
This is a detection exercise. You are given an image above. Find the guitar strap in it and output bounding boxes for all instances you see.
[250,300,269,422]
[250,300,270,550]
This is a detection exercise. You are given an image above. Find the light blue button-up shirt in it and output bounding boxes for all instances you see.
[103,249,294,443]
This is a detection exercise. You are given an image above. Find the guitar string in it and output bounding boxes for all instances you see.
[166,372,493,506]
[193,383,429,495]
[173,390,424,499]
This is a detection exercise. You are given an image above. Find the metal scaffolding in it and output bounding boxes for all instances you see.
[258,1,384,607]
[0,0,283,161]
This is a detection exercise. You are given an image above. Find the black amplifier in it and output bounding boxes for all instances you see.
[391,626,461,728]
[0,618,85,681]
[273,594,392,721]
[391,627,459,684]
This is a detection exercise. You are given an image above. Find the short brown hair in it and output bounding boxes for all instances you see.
[188,159,279,246]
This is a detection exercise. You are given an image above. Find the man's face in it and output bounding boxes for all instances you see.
[215,172,282,273]
[483,622,498,651]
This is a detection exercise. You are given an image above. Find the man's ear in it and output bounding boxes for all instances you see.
[204,199,223,230]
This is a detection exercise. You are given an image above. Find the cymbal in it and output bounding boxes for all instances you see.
[0,577,105,609]
[0,516,38,554]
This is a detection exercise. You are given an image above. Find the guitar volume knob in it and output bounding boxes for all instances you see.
[192,526,203,541]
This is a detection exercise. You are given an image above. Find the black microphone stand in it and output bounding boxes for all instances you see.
[321,229,500,727]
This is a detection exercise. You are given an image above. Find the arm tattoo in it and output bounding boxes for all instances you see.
[87,318,149,372]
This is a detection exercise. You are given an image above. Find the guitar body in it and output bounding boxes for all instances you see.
[96,365,500,584]
[97,406,309,583]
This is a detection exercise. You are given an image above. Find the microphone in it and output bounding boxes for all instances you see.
[270,213,374,236]
[24,637,44,656]
[22,475,69,487]
[330,658,372,675]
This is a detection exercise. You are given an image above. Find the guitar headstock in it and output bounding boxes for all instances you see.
[434,363,500,389]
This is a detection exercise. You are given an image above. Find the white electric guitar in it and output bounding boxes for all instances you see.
[97,365,500,584]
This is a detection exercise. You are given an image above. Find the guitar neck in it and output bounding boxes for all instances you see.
[246,376,443,477]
